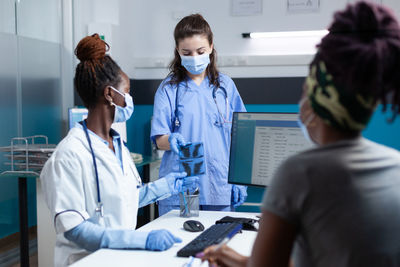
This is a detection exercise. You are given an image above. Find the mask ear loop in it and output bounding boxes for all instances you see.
[304,113,316,126]
[299,97,316,126]
[109,86,126,108]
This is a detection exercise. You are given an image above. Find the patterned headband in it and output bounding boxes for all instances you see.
[306,60,376,131]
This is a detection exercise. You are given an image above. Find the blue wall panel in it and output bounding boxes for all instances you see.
[363,106,400,150]
[126,105,154,155]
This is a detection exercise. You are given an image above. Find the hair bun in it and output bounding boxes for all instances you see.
[75,33,109,61]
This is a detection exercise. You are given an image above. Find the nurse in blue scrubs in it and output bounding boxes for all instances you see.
[151,14,248,215]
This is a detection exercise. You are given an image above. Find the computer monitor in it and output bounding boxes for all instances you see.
[228,112,313,187]
[68,107,88,129]
[68,107,127,142]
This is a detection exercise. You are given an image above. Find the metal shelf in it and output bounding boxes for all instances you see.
[0,135,55,175]
[0,135,56,267]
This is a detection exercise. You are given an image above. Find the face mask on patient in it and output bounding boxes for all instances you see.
[298,97,316,144]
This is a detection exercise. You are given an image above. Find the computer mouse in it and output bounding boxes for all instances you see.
[183,220,205,232]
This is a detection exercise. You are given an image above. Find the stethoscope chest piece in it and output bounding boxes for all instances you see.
[95,202,104,217]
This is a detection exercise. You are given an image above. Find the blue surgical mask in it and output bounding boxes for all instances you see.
[297,116,314,144]
[110,86,134,123]
[180,53,210,75]
[298,97,316,144]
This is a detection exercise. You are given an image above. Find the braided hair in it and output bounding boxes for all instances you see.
[316,1,400,120]
[74,33,122,108]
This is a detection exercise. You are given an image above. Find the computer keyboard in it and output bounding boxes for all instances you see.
[177,222,242,257]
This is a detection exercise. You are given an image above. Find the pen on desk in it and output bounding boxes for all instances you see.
[185,256,195,267]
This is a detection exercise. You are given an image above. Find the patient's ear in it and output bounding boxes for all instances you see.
[104,86,113,104]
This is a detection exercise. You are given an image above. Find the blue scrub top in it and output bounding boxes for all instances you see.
[151,73,246,206]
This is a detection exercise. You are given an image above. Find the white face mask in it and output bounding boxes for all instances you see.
[298,97,316,144]
[109,86,134,123]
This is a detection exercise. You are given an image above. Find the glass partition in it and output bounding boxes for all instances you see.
[0,0,16,34]
[16,0,61,43]
[0,33,19,238]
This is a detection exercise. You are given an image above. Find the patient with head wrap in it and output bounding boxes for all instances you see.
[199,2,400,267]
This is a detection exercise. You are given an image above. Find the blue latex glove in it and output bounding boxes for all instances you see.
[64,219,149,251]
[168,133,186,155]
[139,179,172,208]
[164,172,199,195]
[145,229,182,251]
[232,185,248,207]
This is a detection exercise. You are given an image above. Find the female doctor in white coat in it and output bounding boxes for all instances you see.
[40,34,198,267]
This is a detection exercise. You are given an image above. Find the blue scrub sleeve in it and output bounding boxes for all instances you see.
[150,83,174,144]
[64,220,149,252]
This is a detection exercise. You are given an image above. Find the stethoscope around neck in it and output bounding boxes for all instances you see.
[80,120,141,218]
[81,120,104,217]
[173,82,231,129]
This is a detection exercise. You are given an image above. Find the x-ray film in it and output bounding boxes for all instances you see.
[178,142,205,176]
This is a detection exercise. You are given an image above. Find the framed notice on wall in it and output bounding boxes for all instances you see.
[287,0,320,13]
[348,0,381,3]
[231,0,263,16]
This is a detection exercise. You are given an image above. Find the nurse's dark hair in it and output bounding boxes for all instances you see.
[168,14,220,88]
[316,1,400,120]
[74,33,122,108]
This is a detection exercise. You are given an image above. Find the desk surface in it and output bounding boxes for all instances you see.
[71,210,259,267]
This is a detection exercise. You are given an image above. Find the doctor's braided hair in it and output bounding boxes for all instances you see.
[315,1,400,122]
[74,33,122,109]
[168,14,220,88]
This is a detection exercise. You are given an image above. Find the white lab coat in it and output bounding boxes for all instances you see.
[40,126,141,267]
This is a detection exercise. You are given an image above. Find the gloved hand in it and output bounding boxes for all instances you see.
[231,185,248,207]
[145,229,182,251]
[164,172,199,195]
[168,133,186,155]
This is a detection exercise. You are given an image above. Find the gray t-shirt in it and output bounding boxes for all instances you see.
[263,137,400,267]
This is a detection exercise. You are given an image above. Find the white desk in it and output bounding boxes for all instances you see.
[71,210,259,267]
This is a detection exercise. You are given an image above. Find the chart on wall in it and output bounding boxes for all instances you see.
[231,0,263,16]
[348,0,381,3]
[287,0,320,13]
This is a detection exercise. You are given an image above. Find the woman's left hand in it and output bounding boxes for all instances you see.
[198,244,248,267]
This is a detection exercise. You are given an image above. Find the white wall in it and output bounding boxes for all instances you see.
[72,0,400,79]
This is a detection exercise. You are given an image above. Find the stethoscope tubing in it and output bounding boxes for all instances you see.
[174,81,230,128]
[81,120,103,216]
[81,120,142,217]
